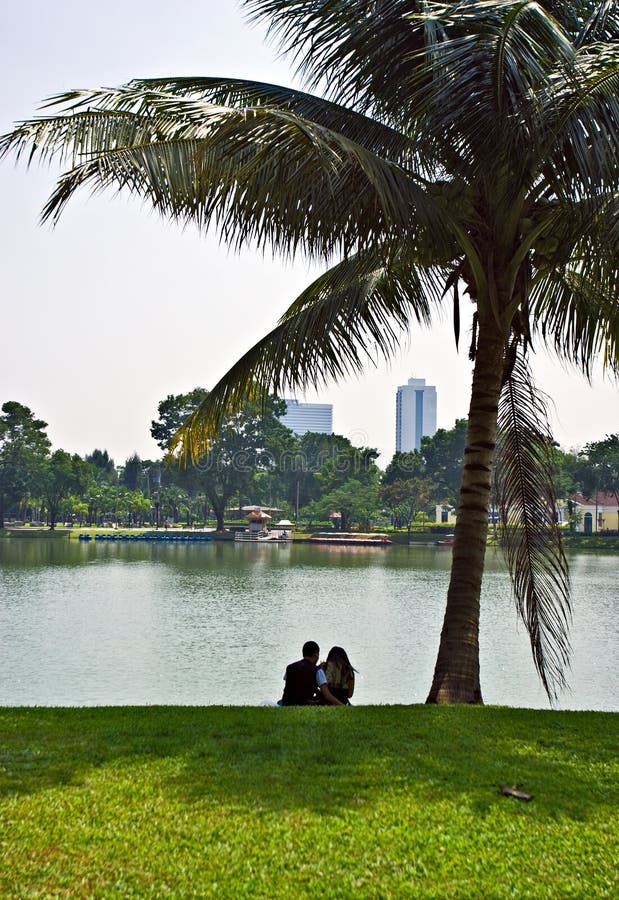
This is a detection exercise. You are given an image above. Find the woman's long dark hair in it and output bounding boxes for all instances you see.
[326,646,357,679]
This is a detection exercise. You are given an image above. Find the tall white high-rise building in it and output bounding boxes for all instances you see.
[395,377,437,452]
[280,400,333,436]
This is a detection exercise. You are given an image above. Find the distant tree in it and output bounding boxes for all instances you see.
[313,480,380,532]
[41,451,92,529]
[85,449,117,484]
[161,485,190,525]
[128,490,151,526]
[570,445,605,501]
[250,402,299,509]
[121,453,144,492]
[0,402,51,528]
[565,499,583,533]
[382,451,426,486]
[287,432,380,509]
[420,419,467,506]
[70,499,90,526]
[86,483,119,526]
[150,388,210,449]
[380,477,435,536]
[549,445,581,500]
[112,488,151,526]
[299,498,324,531]
[192,491,210,525]
[315,440,380,497]
[287,432,343,507]
[151,389,292,531]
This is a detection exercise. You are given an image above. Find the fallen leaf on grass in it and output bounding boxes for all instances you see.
[499,784,533,801]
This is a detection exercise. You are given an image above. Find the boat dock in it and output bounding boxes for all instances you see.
[79,532,212,543]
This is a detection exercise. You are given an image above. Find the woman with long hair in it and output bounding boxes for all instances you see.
[320,646,356,705]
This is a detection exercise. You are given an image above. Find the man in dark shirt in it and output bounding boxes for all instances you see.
[281,640,343,706]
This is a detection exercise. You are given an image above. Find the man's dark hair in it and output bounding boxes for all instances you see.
[302,640,319,658]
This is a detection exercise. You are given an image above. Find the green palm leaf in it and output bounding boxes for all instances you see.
[572,0,619,46]
[495,349,571,702]
[540,45,619,200]
[528,194,619,375]
[1,95,446,258]
[532,266,619,376]
[171,245,447,460]
[127,77,419,164]
[244,0,432,118]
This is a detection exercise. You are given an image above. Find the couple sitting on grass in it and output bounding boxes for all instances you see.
[281,640,356,706]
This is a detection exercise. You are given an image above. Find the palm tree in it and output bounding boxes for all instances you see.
[2,1,618,702]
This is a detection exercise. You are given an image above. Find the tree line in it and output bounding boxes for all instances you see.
[1,395,617,533]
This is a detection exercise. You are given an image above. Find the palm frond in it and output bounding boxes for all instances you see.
[572,0,619,47]
[244,0,431,120]
[541,44,619,200]
[495,348,571,702]
[244,2,572,172]
[531,267,619,377]
[171,245,447,461]
[1,95,448,258]
[127,77,420,166]
[529,194,619,376]
[0,107,158,168]
[345,2,577,192]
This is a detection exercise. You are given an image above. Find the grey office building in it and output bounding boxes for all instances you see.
[281,400,333,436]
[395,377,437,452]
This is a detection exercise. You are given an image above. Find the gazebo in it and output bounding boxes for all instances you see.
[274,519,294,539]
[246,509,272,535]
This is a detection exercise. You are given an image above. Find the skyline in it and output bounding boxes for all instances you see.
[1,0,617,467]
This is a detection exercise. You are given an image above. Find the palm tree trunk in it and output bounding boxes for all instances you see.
[426,320,508,703]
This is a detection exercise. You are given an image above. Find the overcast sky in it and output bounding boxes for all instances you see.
[1,0,617,466]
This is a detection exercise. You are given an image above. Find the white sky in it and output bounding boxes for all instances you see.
[1,0,617,466]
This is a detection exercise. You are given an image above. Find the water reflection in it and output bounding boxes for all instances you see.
[0,539,616,710]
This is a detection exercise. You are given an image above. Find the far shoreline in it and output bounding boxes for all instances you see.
[2,525,619,552]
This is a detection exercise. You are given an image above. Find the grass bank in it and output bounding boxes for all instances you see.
[1,706,616,898]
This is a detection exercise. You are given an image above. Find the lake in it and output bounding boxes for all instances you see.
[0,538,616,710]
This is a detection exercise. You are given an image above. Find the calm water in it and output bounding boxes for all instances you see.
[0,538,616,710]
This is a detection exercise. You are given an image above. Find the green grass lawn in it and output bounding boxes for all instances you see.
[1,705,616,898]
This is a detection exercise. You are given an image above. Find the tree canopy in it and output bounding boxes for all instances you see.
[0,402,51,529]
[151,389,297,530]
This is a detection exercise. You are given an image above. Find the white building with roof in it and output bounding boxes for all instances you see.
[570,492,619,533]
